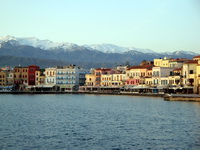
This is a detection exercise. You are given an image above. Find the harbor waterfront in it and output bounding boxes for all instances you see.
[0,94,200,149]
[1,91,200,102]
[1,55,200,96]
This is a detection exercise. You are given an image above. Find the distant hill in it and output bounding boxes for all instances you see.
[0,55,70,68]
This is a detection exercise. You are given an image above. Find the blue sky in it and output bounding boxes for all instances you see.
[0,0,200,52]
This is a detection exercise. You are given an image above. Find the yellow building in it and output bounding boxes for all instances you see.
[193,56,200,94]
[35,70,45,85]
[154,57,170,67]
[7,71,14,86]
[44,68,57,85]
[126,65,153,85]
[154,58,162,67]
[101,74,112,86]
[181,60,198,94]
[14,67,28,85]
[85,74,96,86]
[0,70,7,86]
[112,73,126,86]
[195,63,200,94]
[145,77,152,86]
[168,68,181,86]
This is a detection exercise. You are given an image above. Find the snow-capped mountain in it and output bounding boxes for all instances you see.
[0,35,80,51]
[0,36,158,54]
[0,35,199,68]
[84,44,157,54]
[161,50,198,56]
[128,47,156,54]
[84,44,128,53]
[0,35,198,56]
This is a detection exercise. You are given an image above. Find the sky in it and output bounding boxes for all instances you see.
[0,0,200,53]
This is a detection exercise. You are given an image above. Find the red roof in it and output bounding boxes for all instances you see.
[170,58,188,62]
[185,60,198,64]
[127,65,153,70]
[193,55,200,58]
[173,68,182,71]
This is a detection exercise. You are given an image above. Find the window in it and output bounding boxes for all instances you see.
[189,70,193,74]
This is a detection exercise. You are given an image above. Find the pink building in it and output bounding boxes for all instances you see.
[126,79,140,85]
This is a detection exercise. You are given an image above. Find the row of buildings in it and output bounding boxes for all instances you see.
[0,55,200,94]
[0,64,88,91]
[81,56,200,94]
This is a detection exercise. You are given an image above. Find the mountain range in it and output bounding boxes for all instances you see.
[0,36,199,68]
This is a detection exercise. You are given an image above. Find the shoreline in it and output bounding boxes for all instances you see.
[0,91,164,97]
[1,91,200,102]
[164,94,200,102]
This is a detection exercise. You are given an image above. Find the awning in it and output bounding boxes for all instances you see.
[131,86,150,89]
[156,85,168,89]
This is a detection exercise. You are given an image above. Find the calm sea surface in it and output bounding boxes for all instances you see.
[0,94,200,150]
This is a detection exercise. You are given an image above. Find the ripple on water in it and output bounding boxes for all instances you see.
[0,94,200,149]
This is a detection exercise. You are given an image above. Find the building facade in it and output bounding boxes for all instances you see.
[44,68,57,86]
[56,65,88,90]
[14,67,28,86]
[0,70,6,86]
[28,65,40,86]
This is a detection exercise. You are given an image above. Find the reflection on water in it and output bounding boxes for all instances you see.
[0,94,200,149]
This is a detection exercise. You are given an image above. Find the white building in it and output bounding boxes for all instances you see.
[152,67,175,86]
[182,60,198,86]
[44,68,57,85]
[56,65,89,90]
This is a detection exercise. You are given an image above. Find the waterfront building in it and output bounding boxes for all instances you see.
[195,60,200,94]
[14,66,28,86]
[56,65,88,91]
[28,65,40,86]
[169,58,188,68]
[35,69,45,85]
[193,56,200,94]
[85,74,96,86]
[144,67,153,86]
[0,67,14,86]
[145,77,153,86]
[0,70,6,86]
[6,71,14,86]
[126,79,140,86]
[126,65,153,86]
[94,68,115,86]
[154,57,170,67]
[182,60,198,87]
[112,73,126,86]
[152,67,175,86]
[168,68,182,86]
[44,67,57,86]
[101,74,113,86]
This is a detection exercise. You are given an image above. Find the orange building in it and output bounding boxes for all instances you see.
[14,67,28,86]
[0,70,7,86]
[94,68,115,86]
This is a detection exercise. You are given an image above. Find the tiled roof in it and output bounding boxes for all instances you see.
[173,68,182,71]
[127,65,153,70]
[184,60,198,64]
[170,58,188,62]
[193,55,200,58]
